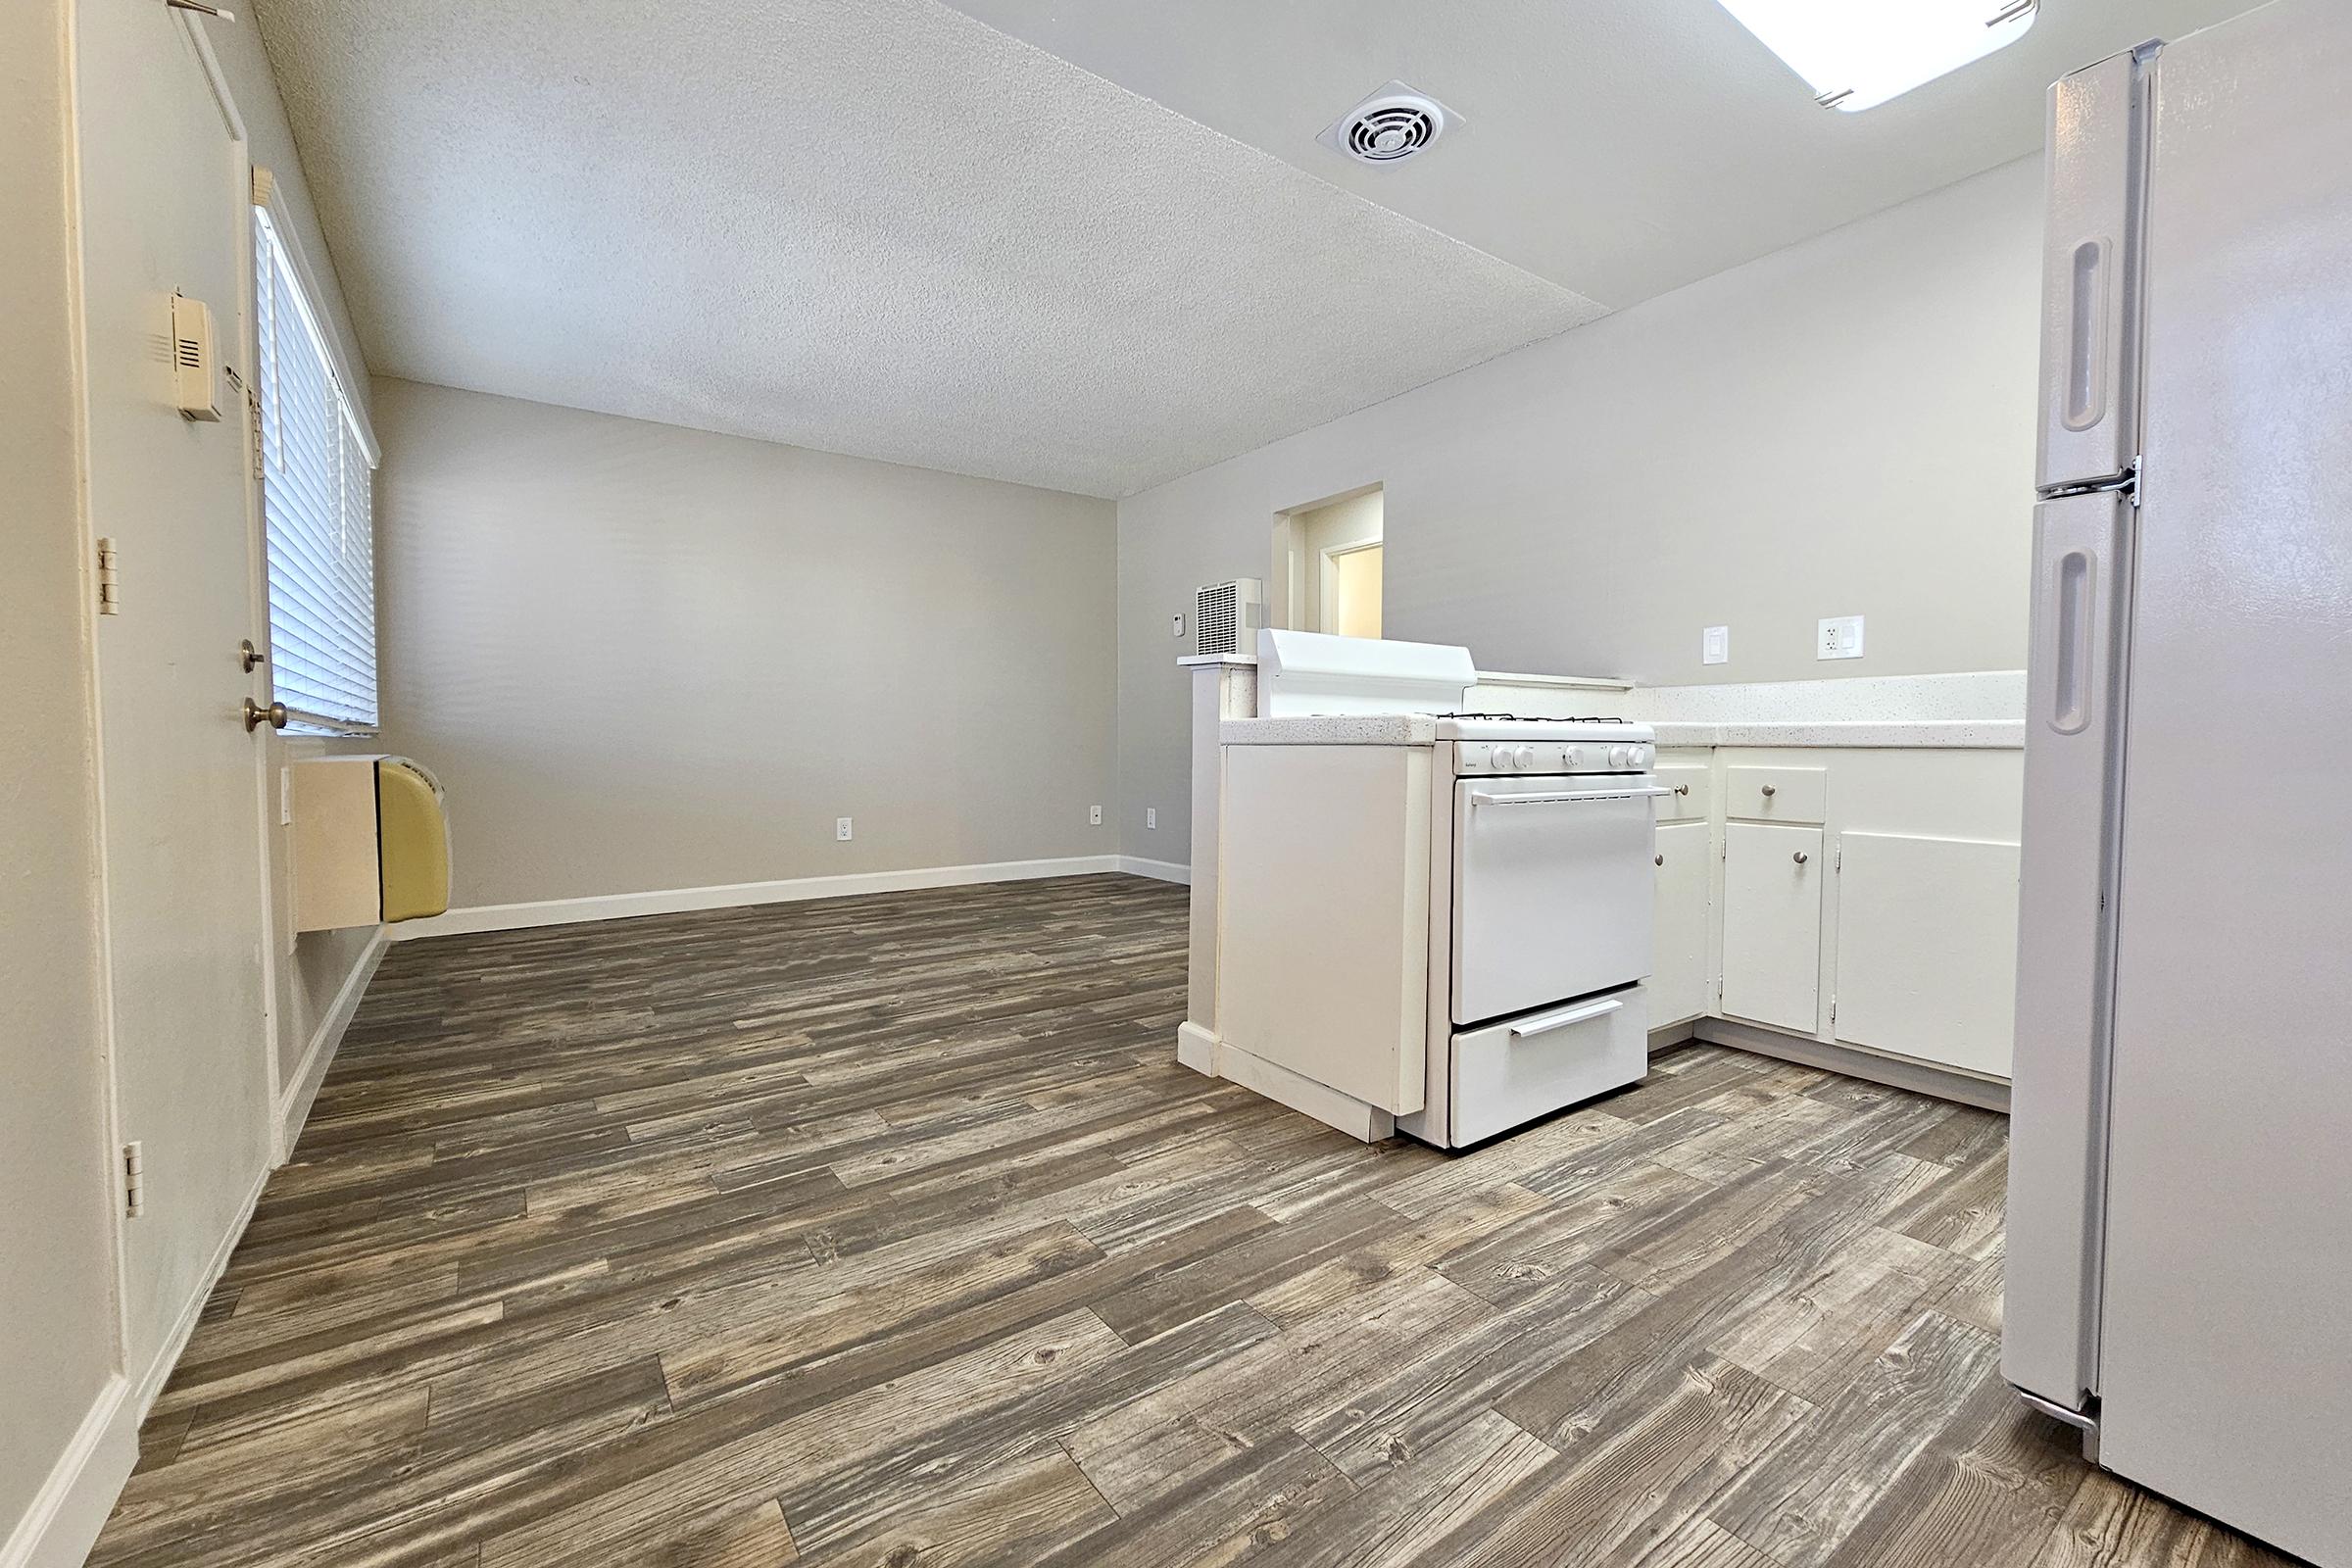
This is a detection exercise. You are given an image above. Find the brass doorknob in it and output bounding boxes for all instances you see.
[244,698,288,732]
[239,638,266,672]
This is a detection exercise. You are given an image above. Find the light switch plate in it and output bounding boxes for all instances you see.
[1818,615,1865,660]
[1170,613,1184,640]
[1147,808,1158,830]
[1702,625,1730,665]
[1089,805,1102,825]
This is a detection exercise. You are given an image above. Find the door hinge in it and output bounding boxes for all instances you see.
[1834,846,1842,872]
[122,1141,145,1218]
[240,374,264,480]
[1829,997,1838,1027]
[96,537,122,615]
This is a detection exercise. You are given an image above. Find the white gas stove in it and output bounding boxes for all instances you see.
[1209,644,1665,1150]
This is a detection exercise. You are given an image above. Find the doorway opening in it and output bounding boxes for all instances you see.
[1271,485,1383,639]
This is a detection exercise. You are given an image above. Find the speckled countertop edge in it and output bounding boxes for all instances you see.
[1222,716,2023,749]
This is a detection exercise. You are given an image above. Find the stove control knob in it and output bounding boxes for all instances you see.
[1512,746,1537,770]
[1560,748,1579,768]
[1492,748,1516,771]
[1608,745,1632,768]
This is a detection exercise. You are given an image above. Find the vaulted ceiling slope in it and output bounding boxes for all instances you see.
[257,0,2247,498]
[946,0,2250,311]
[250,0,1603,498]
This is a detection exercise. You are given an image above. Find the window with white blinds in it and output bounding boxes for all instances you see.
[254,207,378,734]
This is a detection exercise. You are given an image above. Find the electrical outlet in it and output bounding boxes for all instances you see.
[1147,808,1158,830]
[835,816,853,841]
[1817,615,1865,660]
[1089,805,1102,826]
[1170,613,1184,640]
[1701,625,1730,665]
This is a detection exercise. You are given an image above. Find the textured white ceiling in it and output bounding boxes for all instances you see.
[250,0,1604,497]
[944,0,2254,309]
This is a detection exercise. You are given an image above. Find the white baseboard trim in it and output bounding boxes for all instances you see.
[1177,1026,1394,1144]
[1,1375,133,1568]
[275,927,389,1161]
[387,855,1131,941]
[1693,1018,2011,1113]
[130,1160,270,1423]
[1116,856,1191,885]
[1175,1020,1217,1075]
[17,1160,277,1568]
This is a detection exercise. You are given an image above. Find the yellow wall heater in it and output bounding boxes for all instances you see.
[290,756,452,931]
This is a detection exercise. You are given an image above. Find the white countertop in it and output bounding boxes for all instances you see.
[1648,719,2023,750]
[1223,714,1438,745]
[1223,715,2023,749]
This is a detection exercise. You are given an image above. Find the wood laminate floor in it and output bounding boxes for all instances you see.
[92,874,2287,1568]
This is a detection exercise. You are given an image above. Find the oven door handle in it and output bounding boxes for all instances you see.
[1508,996,1625,1040]
[1467,786,1675,808]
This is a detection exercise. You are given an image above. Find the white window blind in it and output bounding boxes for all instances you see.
[254,207,377,734]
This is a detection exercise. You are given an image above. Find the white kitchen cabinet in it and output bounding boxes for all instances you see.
[1650,820,1713,1028]
[1835,831,2022,1078]
[1721,821,1825,1033]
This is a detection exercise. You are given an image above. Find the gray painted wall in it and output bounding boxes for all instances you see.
[373,379,1120,910]
[1,0,126,1537]
[1116,157,2044,865]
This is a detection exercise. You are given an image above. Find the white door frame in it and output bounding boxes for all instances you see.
[1317,539,1382,638]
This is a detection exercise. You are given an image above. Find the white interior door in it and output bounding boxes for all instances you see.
[77,0,274,1371]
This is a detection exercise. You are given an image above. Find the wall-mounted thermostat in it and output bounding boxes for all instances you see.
[172,293,222,422]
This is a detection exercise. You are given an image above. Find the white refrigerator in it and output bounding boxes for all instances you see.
[2005,2,2352,1563]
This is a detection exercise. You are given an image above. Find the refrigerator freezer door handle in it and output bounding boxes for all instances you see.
[2048,546,2098,734]
[2063,240,2112,433]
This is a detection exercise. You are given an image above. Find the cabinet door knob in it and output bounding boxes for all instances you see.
[1655,853,1665,867]
[1675,784,1690,796]
[1792,851,1809,864]
[1761,783,1778,797]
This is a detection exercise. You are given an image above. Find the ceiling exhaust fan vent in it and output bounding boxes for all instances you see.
[1317,81,1461,167]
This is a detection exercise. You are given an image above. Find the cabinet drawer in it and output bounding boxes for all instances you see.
[1654,763,1711,822]
[1726,764,1827,824]
[1450,986,1648,1146]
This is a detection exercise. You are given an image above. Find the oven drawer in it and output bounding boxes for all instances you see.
[1450,986,1648,1146]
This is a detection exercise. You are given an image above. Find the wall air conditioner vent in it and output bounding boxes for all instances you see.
[1317,81,1462,166]
[1195,578,1265,659]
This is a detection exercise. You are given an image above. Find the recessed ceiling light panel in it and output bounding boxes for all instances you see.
[1716,0,2038,113]
[1317,80,1462,167]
